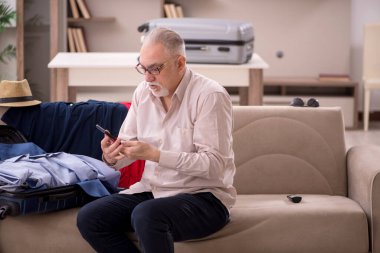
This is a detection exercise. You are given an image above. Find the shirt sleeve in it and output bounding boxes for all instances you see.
[113,85,142,169]
[159,91,235,180]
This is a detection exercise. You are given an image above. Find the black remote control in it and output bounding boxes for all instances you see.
[287,194,302,203]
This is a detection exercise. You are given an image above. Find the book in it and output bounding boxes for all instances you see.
[164,3,184,18]
[67,28,76,52]
[168,3,178,18]
[318,73,350,82]
[176,5,184,18]
[76,0,91,19]
[68,26,88,52]
[75,27,88,52]
[71,27,82,52]
[69,0,80,19]
[164,4,172,18]
[67,0,73,18]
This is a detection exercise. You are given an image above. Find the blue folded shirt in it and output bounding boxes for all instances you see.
[0,142,45,161]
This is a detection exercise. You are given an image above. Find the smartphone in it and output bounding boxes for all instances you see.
[96,124,117,140]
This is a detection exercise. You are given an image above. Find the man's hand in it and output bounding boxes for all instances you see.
[101,135,125,165]
[121,140,160,162]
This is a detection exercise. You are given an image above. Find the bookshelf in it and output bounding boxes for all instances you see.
[49,0,163,100]
[67,17,115,24]
[50,0,163,54]
[65,0,116,52]
[263,77,358,128]
[163,2,184,18]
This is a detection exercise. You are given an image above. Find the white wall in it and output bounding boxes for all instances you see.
[75,0,162,52]
[176,0,351,78]
[4,0,380,111]
[64,0,352,78]
[351,0,380,111]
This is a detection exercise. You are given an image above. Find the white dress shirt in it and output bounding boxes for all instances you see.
[116,68,236,210]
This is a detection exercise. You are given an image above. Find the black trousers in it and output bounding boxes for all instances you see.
[77,191,229,253]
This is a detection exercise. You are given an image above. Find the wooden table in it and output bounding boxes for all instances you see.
[48,52,269,105]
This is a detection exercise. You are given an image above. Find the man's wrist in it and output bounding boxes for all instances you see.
[102,154,117,166]
[152,149,160,163]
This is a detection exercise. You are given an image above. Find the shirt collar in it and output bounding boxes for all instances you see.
[172,67,191,103]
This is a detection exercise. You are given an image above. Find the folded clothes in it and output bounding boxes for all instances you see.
[0,152,120,195]
[0,142,45,161]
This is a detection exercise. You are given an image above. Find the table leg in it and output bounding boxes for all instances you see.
[353,82,359,129]
[364,88,370,131]
[56,68,68,102]
[238,87,248,105]
[68,87,77,102]
[248,69,263,105]
[50,68,57,101]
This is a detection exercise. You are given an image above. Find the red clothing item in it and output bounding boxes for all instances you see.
[119,160,145,189]
[118,102,145,188]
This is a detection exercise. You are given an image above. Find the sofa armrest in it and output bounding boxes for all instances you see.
[347,144,380,253]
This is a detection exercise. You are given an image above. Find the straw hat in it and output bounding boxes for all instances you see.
[0,79,41,107]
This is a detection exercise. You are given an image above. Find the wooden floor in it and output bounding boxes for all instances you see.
[345,121,380,149]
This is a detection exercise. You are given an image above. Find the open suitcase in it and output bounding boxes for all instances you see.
[0,125,94,219]
[138,18,254,64]
[0,185,93,219]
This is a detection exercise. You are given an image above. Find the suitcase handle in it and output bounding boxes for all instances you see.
[44,190,77,202]
[186,46,208,51]
[137,23,149,33]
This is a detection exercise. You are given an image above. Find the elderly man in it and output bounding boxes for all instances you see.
[77,27,236,253]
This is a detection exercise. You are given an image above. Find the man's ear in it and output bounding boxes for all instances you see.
[177,55,186,71]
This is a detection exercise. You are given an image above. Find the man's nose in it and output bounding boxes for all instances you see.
[144,72,155,82]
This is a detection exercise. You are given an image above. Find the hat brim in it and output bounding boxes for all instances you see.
[0,100,41,107]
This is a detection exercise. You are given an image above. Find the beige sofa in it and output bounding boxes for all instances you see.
[0,106,379,253]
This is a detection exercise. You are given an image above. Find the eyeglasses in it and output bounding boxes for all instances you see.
[135,60,170,75]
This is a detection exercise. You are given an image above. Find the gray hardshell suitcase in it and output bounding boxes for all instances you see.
[138,18,254,64]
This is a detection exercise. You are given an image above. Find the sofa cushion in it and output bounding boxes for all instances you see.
[0,208,95,253]
[0,195,368,253]
[175,194,368,253]
[232,106,347,196]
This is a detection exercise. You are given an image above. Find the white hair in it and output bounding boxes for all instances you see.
[143,27,186,57]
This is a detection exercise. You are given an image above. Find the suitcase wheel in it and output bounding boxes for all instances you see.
[0,205,11,220]
[0,199,20,218]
